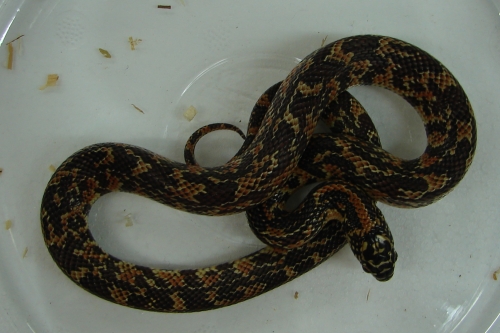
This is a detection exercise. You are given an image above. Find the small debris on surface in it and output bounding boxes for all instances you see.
[5,220,12,230]
[493,267,500,281]
[158,5,172,9]
[7,43,13,69]
[294,291,299,299]
[183,105,197,121]
[321,35,328,47]
[128,37,142,50]
[22,247,28,258]
[132,104,145,114]
[98,48,112,58]
[125,214,134,227]
[39,74,59,90]
[6,35,25,45]
[49,165,57,172]
[6,35,24,70]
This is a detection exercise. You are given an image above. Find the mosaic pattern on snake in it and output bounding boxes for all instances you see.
[322,94,380,145]
[319,184,373,232]
[40,36,476,312]
[92,146,115,167]
[276,57,315,95]
[325,39,353,64]
[70,266,101,283]
[43,218,69,248]
[256,181,386,249]
[230,153,282,204]
[166,168,207,203]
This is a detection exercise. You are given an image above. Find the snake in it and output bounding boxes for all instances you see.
[40,35,476,312]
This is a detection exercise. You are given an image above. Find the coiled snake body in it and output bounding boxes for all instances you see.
[41,35,476,312]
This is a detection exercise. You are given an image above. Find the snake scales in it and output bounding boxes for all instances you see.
[41,35,476,312]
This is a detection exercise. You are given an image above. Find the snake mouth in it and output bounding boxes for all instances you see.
[374,270,394,282]
[362,264,395,281]
[362,255,396,282]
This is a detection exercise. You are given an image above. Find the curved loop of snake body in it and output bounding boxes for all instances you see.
[41,35,476,312]
[185,84,398,281]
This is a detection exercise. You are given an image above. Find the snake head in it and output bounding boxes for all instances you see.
[349,225,398,282]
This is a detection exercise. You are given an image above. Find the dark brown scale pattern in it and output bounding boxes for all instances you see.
[41,35,476,312]
[184,123,246,166]
[186,85,396,281]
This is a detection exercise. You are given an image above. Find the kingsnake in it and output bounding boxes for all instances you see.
[41,35,476,312]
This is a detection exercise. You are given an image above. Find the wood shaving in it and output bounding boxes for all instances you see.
[125,214,134,227]
[22,247,28,258]
[128,37,142,51]
[132,104,145,114]
[7,42,13,69]
[5,220,12,230]
[6,35,24,45]
[6,35,24,70]
[49,165,56,172]
[39,74,59,90]
[321,35,328,47]
[294,291,299,299]
[98,48,112,58]
[183,105,197,121]
[494,267,500,281]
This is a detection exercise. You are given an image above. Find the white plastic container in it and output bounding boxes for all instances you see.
[0,1,499,332]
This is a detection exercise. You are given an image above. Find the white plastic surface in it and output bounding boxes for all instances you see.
[0,1,499,332]
[493,0,500,14]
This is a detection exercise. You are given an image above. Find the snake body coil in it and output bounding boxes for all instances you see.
[41,35,476,312]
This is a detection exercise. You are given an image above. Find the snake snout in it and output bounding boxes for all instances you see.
[355,231,398,282]
[363,258,397,282]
